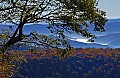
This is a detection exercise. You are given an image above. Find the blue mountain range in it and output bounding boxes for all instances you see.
[0,18,120,49]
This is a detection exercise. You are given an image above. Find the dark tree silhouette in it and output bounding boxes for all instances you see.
[0,0,107,52]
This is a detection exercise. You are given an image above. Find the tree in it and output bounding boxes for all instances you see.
[0,0,107,52]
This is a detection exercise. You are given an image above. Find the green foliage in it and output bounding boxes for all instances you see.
[0,50,27,78]
[0,0,107,52]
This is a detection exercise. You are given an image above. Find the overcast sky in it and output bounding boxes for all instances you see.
[98,0,120,19]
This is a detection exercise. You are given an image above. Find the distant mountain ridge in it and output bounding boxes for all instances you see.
[0,18,120,49]
[95,33,120,48]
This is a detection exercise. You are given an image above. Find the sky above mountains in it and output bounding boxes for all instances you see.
[98,0,120,19]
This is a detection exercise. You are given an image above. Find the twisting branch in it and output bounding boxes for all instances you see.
[0,0,107,52]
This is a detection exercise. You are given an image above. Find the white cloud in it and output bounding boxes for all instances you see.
[76,39,88,43]
[74,38,92,44]
[70,38,108,46]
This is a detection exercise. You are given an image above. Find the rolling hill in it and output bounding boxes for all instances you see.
[0,18,120,49]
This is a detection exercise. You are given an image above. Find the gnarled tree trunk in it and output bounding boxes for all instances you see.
[0,22,24,53]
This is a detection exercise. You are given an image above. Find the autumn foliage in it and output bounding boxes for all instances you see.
[1,48,120,78]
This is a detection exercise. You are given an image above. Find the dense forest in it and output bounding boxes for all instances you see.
[1,48,120,78]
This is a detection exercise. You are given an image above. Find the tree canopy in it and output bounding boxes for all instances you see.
[0,0,107,52]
